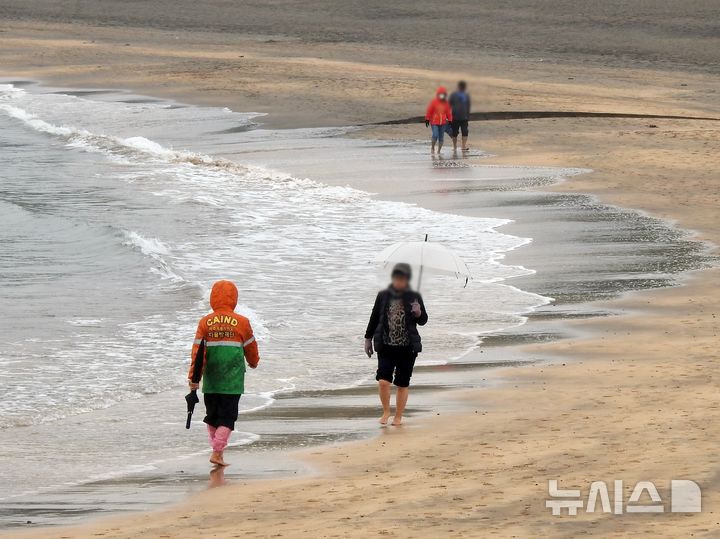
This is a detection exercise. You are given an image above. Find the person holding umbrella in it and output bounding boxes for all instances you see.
[364,263,428,426]
[188,280,260,466]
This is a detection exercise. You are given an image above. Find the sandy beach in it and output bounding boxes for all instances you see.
[1,2,719,537]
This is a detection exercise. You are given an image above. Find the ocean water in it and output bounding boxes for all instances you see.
[0,83,557,501]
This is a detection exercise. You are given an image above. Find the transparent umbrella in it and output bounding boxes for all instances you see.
[375,235,472,290]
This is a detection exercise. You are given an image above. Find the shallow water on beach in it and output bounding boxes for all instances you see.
[0,82,711,527]
[0,82,553,508]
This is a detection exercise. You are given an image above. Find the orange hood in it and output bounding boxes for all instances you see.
[435,86,448,99]
[210,280,238,311]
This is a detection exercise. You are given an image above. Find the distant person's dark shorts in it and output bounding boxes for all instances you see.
[376,345,417,387]
[204,393,242,430]
[451,119,469,138]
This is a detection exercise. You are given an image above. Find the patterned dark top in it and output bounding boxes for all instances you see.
[383,297,410,346]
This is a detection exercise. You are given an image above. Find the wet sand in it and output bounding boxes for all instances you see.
[1,2,720,537]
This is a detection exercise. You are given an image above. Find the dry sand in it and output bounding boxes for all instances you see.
[1,4,719,537]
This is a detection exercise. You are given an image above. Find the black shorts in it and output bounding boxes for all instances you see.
[203,393,241,430]
[450,120,469,137]
[376,345,417,388]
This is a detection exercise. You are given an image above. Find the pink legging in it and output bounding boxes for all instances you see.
[206,424,232,453]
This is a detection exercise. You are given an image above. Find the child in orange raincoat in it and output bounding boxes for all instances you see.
[189,280,260,466]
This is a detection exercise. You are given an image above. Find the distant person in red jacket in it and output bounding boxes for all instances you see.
[425,86,453,154]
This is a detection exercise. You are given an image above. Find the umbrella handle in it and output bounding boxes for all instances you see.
[185,389,198,429]
[417,234,427,291]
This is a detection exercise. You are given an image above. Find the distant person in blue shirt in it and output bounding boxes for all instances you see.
[449,81,471,152]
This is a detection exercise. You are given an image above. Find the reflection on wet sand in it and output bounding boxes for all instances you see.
[209,466,227,489]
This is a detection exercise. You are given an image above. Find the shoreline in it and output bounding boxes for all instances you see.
[1,12,719,537]
[0,80,575,528]
[0,80,589,527]
[1,79,716,537]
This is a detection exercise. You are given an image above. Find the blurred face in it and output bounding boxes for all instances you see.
[438,92,447,101]
[391,274,410,290]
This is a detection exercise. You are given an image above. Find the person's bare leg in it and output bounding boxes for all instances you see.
[431,139,436,154]
[462,136,469,150]
[210,426,231,466]
[438,141,443,154]
[452,136,458,152]
[393,386,409,425]
[378,379,392,425]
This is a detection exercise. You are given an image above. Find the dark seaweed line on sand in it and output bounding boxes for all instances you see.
[374,111,720,125]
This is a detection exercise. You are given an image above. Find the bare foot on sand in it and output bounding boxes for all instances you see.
[391,416,403,426]
[379,412,391,425]
[210,451,229,466]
